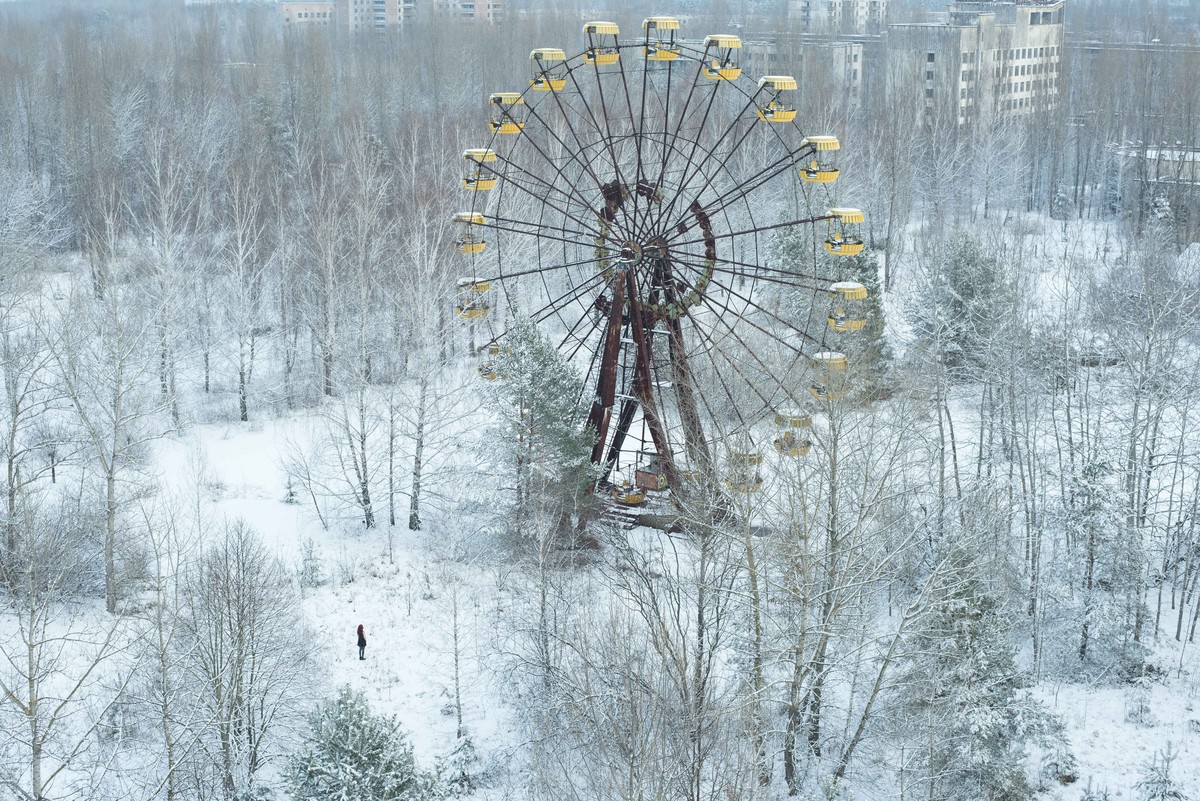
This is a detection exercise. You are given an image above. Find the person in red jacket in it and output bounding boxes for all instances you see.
[357,624,366,660]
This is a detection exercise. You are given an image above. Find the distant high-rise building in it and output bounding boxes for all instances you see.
[435,0,504,22]
[282,1,335,25]
[788,0,887,34]
[288,0,502,31]
[886,0,1065,126]
[335,0,415,31]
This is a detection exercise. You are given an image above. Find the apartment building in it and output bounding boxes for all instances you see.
[283,0,501,30]
[741,37,867,108]
[282,1,335,25]
[435,1,504,22]
[886,0,1065,126]
[788,0,888,34]
[335,0,416,32]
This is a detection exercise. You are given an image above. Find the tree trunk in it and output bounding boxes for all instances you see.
[409,378,426,531]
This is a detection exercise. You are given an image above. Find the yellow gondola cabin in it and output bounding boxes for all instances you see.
[703,35,742,80]
[756,76,797,122]
[478,342,502,381]
[825,207,865,256]
[462,149,498,191]
[489,93,526,135]
[726,450,763,492]
[584,21,620,66]
[810,351,849,402]
[612,479,647,506]
[453,212,487,255]
[801,136,841,183]
[643,16,681,61]
[773,411,813,457]
[828,281,868,332]
[530,48,567,91]
[456,277,491,320]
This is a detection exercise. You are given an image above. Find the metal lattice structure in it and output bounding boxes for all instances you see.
[451,18,869,508]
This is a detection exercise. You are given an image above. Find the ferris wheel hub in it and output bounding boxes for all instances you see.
[617,241,643,266]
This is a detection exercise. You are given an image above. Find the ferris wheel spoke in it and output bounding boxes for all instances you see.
[520,102,632,238]
[477,253,602,284]
[648,77,723,233]
[485,215,613,253]
[491,149,584,209]
[674,145,818,228]
[670,66,817,222]
[533,74,637,243]
[566,63,635,210]
[488,163,609,240]
[495,125,619,238]
[664,254,825,352]
[654,146,805,238]
[685,291,810,413]
[654,118,763,239]
[676,325,752,441]
[562,304,604,363]
[521,101,608,193]
[650,90,762,240]
[668,247,829,285]
[647,52,709,216]
[625,42,653,237]
[668,214,833,249]
[529,271,607,341]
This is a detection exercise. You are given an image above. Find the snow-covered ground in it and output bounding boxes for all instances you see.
[155,420,519,780]
[156,407,1200,798]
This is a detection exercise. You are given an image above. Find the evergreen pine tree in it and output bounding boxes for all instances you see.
[907,234,1010,383]
[774,229,892,396]
[892,545,1052,801]
[287,686,437,801]
[486,318,596,541]
[820,246,892,396]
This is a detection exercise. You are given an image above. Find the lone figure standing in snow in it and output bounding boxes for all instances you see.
[357,624,367,660]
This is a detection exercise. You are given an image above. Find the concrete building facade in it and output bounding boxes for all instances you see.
[282,1,335,25]
[788,0,888,34]
[886,0,1065,126]
[283,0,504,32]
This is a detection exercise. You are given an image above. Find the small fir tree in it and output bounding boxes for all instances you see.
[287,686,437,801]
[1136,745,1187,801]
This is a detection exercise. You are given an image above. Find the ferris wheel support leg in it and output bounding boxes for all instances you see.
[667,313,713,480]
[600,398,639,483]
[585,272,627,469]
[626,271,679,492]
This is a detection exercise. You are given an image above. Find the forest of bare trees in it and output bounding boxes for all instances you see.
[3,1,1200,800]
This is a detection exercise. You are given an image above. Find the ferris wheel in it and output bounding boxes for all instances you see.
[451,17,869,508]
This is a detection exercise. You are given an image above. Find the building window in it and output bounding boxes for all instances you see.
[927,52,935,63]
[925,87,934,97]
[926,70,934,80]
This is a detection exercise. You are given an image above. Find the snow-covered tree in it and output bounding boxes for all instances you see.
[486,318,595,543]
[908,234,1012,383]
[179,520,315,800]
[287,686,437,801]
[890,544,1053,801]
